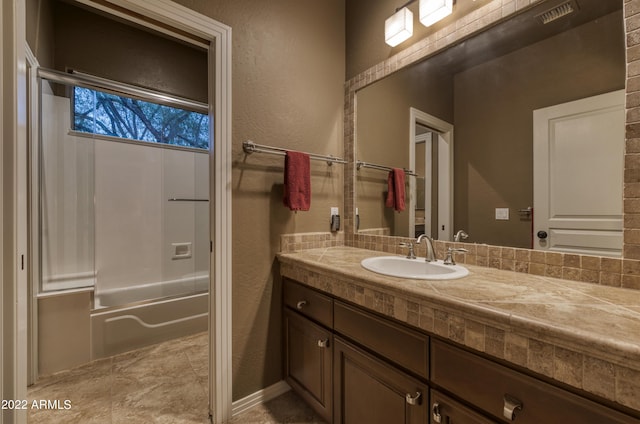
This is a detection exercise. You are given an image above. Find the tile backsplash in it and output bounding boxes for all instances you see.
[281,231,640,291]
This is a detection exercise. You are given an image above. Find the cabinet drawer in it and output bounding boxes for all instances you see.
[334,300,429,379]
[283,278,333,328]
[431,340,639,424]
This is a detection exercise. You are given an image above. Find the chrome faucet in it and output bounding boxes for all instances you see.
[416,234,437,262]
[444,247,469,265]
[454,230,469,242]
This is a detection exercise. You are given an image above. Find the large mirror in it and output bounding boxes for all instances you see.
[355,0,625,255]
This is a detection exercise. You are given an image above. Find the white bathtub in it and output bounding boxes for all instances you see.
[90,274,209,360]
[93,273,209,309]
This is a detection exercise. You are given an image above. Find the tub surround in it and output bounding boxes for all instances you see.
[278,245,640,414]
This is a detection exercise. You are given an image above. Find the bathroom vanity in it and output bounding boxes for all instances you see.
[278,247,640,424]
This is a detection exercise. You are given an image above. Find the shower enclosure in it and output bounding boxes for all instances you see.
[36,69,210,365]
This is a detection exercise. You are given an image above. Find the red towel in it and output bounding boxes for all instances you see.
[283,151,311,211]
[385,168,406,212]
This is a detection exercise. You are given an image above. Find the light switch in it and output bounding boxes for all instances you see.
[495,208,509,220]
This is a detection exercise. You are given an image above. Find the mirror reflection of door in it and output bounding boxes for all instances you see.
[414,127,429,238]
[409,108,453,241]
[533,90,624,257]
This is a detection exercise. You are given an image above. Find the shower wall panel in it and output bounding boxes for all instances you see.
[94,140,209,298]
[94,141,164,293]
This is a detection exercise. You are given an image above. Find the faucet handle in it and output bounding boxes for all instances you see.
[444,247,468,265]
[454,230,469,242]
[399,242,417,259]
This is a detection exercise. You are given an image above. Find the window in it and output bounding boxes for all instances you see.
[73,86,210,150]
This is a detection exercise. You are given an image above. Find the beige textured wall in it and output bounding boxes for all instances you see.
[26,0,54,68]
[168,0,346,400]
[52,2,208,102]
[27,1,207,100]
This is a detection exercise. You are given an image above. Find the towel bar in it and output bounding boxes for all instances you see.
[243,140,347,166]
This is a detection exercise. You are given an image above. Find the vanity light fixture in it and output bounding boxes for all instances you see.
[385,6,414,47]
[386,0,457,46]
[419,0,453,27]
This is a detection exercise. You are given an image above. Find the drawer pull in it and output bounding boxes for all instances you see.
[296,300,307,310]
[431,402,442,423]
[503,394,523,421]
[405,391,422,406]
[317,338,329,348]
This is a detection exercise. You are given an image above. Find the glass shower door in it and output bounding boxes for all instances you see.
[39,78,96,292]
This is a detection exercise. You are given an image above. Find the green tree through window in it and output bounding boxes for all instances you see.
[73,87,210,149]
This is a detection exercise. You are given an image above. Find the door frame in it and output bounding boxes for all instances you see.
[2,0,29,422]
[409,108,454,241]
[7,0,233,422]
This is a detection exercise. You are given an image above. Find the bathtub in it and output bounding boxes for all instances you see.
[90,274,209,360]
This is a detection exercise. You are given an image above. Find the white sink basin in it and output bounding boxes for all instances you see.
[361,256,469,280]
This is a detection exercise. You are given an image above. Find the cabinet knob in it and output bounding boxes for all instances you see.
[431,402,442,423]
[503,394,523,421]
[317,339,329,348]
[296,300,307,310]
[405,391,422,406]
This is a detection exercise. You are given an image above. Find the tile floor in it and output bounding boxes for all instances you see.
[227,391,326,424]
[27,332,325,423]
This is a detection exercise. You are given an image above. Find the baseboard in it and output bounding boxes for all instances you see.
[231,380,291,417]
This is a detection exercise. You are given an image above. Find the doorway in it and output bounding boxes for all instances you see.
[16,0,232,422]
[409,108,454,241]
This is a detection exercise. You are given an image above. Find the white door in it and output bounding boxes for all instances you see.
[533,90,624,257]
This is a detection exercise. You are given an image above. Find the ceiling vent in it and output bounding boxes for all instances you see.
[535,0,579,24]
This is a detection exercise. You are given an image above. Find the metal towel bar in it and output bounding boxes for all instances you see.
[243,140,346,166]
[356,160,418,177]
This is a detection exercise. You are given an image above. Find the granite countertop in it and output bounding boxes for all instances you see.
[278,246,640,410]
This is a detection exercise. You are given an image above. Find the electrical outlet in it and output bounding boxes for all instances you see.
[330,207,340,232]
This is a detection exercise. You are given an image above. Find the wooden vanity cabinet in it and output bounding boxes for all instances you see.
[283,279,333,422]
[283,277,640,424]
[333,336,429,424]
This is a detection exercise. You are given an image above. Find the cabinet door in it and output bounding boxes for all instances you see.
[334,336,428,424]
[430,390,498,424]
[284,309,332,422]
